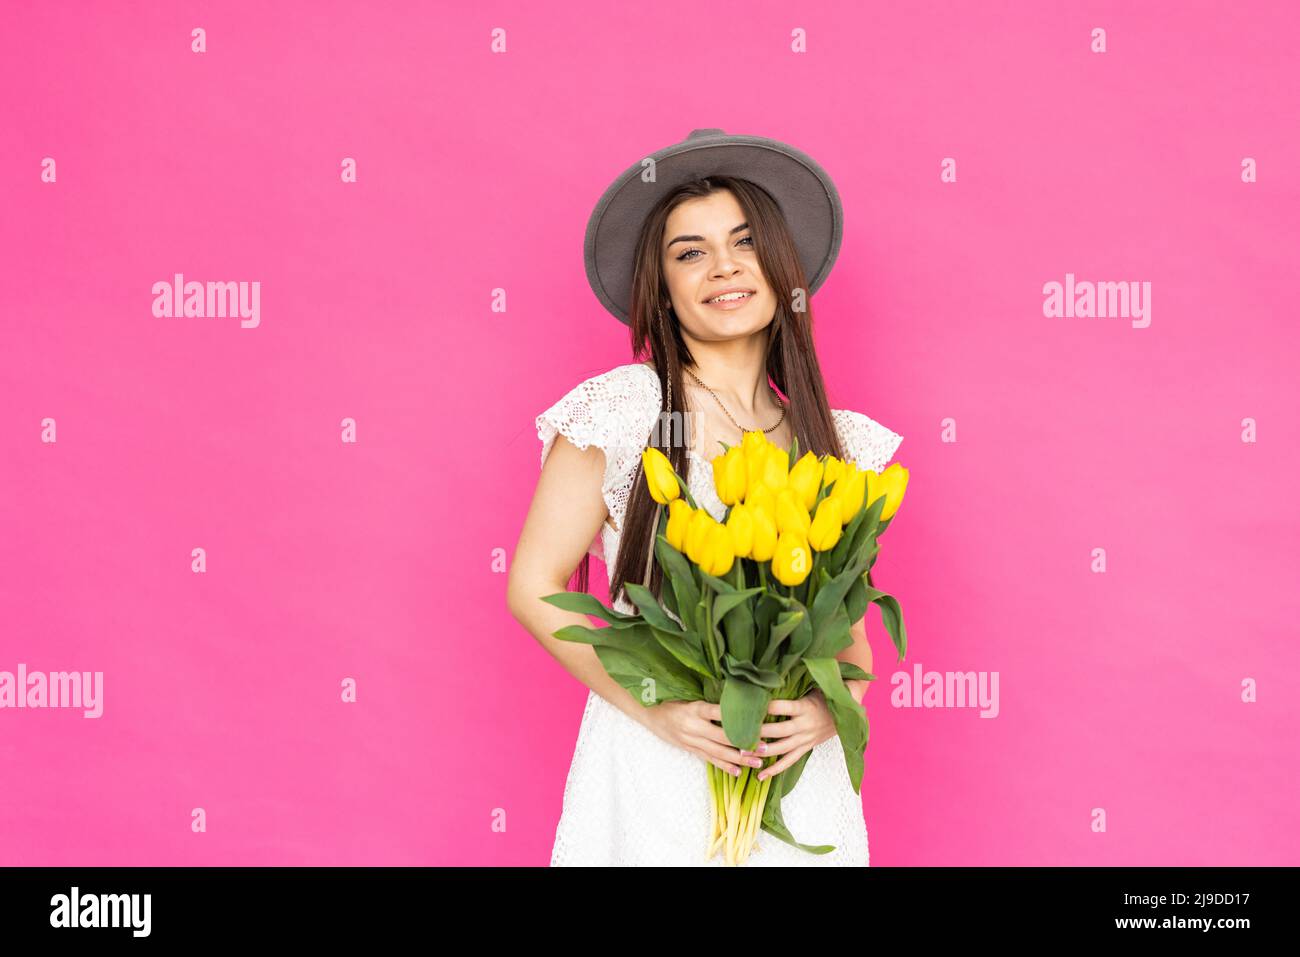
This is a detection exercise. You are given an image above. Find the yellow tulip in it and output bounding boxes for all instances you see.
[822,455,844,489]
[725,501,755,558]
[774,486,811,537]
[830,463,866,524]
[749,505,778,562]
[665,498,692,551]
[771,531,812,587]
[876,463,909,521]
[712,445,748,506]
[684,508,713,565]
[701,521,735,577]
[642,447,680,504]
[760,443,790,490]
[809,496,843,551]
[788,451,824,512]
[741,429,769,464]
[744,481,775,516]
[743,440,767,493]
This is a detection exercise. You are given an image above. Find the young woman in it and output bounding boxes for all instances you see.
[508,130,904,866]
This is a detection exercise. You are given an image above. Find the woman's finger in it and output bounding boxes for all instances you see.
[704,754,743,777]
[705,736,764,769]
[759,717,804,737]
[765,698,805,716]
[702,754,743,780]
[697,701,723,723]
[700,742,753,776]
[757,744,810,781]
[752,732,804,758]
[697,724,765,765]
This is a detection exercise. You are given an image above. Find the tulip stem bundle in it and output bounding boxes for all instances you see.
[544,430,910,864]
[707,751,777,865]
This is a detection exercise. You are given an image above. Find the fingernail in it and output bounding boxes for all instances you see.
[750,758,761,767]
[757,771,766,780]
[758,744,768,754]
[739,750,749,756]
[732,767,740,777]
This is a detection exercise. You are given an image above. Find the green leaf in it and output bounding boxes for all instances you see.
[762,594,814,669]
[782,595,815,661]
[655,535,699,632]
[711,586,763,623]
[811,544,873,633]
[846,573,869,624]
[828,498,869,568]
[594,645,702,704]
[807,602,853,659]
[698,570,736,594]
[554,621,706,705]
[540,592,641,628]
[752,591,780,665]
[551,623,609,645]
[759,752,835,855]
[660,566,680,621]
[771,609,805,644]
[838,661,875,682]
[864,585,908,660]
[550,621,655,655]
[653,628,715,679]
[803,657,869,793]
[719,676,770,751]
[866,541,881,573]
[717,562,757,662]
[672,472,699,509]
[774,734,814,794]
[624,582,687,637]
[722,654,783,689]
[846,494,886,568]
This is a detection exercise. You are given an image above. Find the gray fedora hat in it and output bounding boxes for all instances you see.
[583,128,845,325]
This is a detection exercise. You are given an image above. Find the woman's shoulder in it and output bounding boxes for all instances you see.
[542,361,660,421]
[830,406,904,474]
[534,361,662,470]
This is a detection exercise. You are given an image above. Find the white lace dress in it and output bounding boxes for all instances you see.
[535,362,904,866]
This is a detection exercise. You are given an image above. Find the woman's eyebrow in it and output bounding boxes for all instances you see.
[666,222,750,249]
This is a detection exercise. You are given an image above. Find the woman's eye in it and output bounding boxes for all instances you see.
[676,236,754,261]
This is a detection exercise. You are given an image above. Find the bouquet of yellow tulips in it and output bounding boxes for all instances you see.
[542,429,909,865]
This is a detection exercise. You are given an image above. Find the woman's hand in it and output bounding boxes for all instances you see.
[744,691,838,782]
[642,700,767,778]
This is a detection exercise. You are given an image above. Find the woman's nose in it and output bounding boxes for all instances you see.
[711,257,742,278]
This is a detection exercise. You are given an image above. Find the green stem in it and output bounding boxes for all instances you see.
[702,591,720,675]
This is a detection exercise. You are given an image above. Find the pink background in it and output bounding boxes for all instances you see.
[2,1,1297,866]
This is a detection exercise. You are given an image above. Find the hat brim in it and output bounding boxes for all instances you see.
[583,131,844,326]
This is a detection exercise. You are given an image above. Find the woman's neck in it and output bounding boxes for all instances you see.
[680,340,773,420]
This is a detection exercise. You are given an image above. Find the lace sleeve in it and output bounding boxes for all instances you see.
[832,408,904,474]
[535,364,661,561]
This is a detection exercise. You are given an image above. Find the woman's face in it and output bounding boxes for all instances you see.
[659,189,776,342]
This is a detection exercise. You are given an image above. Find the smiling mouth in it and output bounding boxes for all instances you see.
[703,291,755,304]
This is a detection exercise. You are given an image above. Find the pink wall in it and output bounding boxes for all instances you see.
[2,1,1296,866]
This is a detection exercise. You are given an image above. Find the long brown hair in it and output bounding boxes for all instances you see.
[573,175,847,607]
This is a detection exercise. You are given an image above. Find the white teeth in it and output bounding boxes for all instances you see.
[707,291,752,303]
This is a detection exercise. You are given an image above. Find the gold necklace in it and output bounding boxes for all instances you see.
[684,367,787,435]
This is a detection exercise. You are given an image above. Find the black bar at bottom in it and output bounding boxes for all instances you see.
[0,866,1285,943]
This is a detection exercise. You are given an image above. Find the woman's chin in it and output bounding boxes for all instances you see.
[687,307,774,340]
